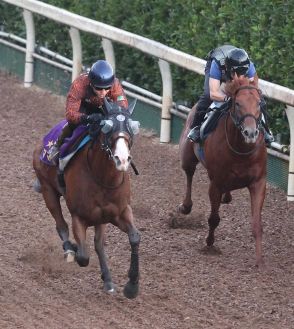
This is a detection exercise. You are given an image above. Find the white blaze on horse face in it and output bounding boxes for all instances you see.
[113,137,131,171]
[242,115,259,144]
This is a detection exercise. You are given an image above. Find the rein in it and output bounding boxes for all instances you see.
[225,85,264,156]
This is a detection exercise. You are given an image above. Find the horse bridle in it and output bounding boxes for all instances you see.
[88,111,139,181]
[101,113,134,159]
[229,85,263,132]
[225,85,264,155]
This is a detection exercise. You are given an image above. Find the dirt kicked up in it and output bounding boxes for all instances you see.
[0,72,293,329]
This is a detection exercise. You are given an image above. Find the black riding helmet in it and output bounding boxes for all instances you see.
[225,48,250,77]
[88,60,115,89]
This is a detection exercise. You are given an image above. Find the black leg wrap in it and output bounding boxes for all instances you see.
[63,240,74,251]
[128,249,139,283]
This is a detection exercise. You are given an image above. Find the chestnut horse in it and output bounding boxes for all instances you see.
[179,78,267,266]
[33,99,141,298]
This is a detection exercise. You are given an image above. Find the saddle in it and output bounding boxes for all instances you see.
[200,101,230,141]
[40,120,90,170]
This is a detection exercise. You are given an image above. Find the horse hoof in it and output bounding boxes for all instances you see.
[178,204,192,215]
[123,281,139,299]
[103,282,116,294]
[64,250,75,263]
[255,258,265,269]
[76,256,89,267]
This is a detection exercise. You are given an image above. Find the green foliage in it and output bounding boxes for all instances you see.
[1,0,293,136]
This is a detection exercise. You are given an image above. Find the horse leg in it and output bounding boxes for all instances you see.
[72,215,89,267]
[118,205,140,299]
[94,224,115,293]
[41,185,76,262]
[206,183,222,246]
[178,142,198,214]
[248,178,266,267]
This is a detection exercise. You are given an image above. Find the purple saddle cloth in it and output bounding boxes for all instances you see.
[40,120,89,165]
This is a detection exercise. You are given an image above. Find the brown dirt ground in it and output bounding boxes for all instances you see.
[0,72,293,329]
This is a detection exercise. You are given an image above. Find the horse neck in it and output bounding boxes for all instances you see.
[87,143,124,186]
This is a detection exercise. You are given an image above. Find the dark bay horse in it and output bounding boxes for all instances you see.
[33,99,141,298]
[179,78,267,266]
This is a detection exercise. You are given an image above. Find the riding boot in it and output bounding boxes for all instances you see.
[260,97,274,145]
[47,124,73,163]
[188,109,206,143]
[188,126,201,143]
[261,113,274,145]
[262,121,274,145]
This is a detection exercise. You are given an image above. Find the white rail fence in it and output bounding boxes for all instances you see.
[2,0,294,200]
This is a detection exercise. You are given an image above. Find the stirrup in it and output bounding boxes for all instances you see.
[47,144,59,162]
[187,126,201,143]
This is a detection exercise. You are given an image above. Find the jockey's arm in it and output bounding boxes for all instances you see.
[209,77,227,102]
[65,79,84,124]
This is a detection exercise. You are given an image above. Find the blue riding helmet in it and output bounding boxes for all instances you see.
[88,60,115,89]
[225,48,250,76]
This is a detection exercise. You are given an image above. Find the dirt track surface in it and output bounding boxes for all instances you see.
[0,72,293,329]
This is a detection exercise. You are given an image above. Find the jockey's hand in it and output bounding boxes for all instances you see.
[224,95,231,103]
[81,113,103,124]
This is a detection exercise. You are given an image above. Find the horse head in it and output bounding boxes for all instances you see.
[97,98,140,171]
[227,78,262,144]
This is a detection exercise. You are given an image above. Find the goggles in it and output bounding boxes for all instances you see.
[92,85,111,91]
[232,65,249,76]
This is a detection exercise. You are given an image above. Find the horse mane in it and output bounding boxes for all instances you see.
[225,76,253,97]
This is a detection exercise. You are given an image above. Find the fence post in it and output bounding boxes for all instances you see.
[69,27,82,81]
[102,38,116,72]
[23,10,34,87]
[285,105,294,200]
[158,59,172,143]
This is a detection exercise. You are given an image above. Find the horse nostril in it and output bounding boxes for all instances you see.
[255,130,259,137]
[244,130,249,136]
[114,155,121,166]
[127,156,132,163]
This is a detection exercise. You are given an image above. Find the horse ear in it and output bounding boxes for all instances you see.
[128,99,137,115]
[103,97,113,115]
